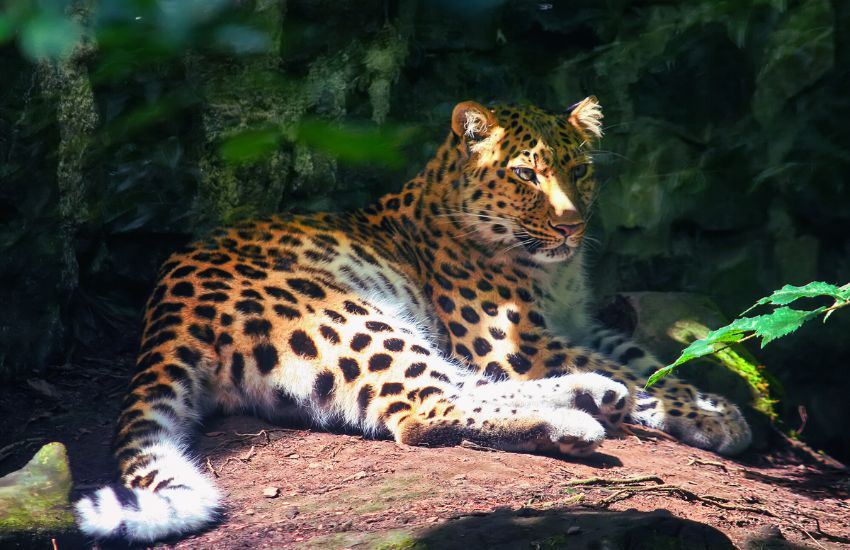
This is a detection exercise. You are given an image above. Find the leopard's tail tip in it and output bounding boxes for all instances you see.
[74,442,221,542]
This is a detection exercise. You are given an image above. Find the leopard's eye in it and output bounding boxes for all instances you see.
[513,167,537,183]
[572,163,589,179]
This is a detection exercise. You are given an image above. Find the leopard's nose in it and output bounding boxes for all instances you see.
[550,216,584,237]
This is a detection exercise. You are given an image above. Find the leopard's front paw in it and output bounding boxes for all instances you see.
[545,372,632,430]
[497,408,605,456]
[538,408,606,456]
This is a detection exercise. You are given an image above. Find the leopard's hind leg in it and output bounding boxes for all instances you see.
[582,327,752,454]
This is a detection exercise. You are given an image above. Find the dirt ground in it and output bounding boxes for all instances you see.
[1,347,849,550]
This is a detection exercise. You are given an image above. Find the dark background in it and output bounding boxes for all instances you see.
[1,0,848,459]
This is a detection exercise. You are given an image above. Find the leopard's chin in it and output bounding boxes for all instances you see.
[533,243,575,263]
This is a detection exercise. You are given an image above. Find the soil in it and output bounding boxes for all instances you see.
[1,345,849,550]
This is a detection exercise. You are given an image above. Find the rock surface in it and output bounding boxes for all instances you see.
[0,442,75,539]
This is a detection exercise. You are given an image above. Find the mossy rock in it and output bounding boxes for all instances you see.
[0,442,75,540]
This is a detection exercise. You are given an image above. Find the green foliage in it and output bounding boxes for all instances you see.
[219,120,418,167]
[218,127,281,165]
[648,283,850,387]
[1,1,83,62]
[294,120,418,168]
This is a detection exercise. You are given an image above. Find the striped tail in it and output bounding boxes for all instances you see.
[75,330,220,541]
[74,437,220,541]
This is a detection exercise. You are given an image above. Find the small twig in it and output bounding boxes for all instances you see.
[770,425,847,471]
[207,445,259,477]
[796,405,808,436]
[205,457,219,478]
[563,475,663,487]
[787,510,850,545]
[235,429,271,444]
[620,423,678,442]
[598,483,775,516]
[241,445,256,461]
[218,457,244,472]
[460,439,503,453]
[528,493,585,509]
[686,456,728,471]
[792,523,828,550]
[234,428,300,444]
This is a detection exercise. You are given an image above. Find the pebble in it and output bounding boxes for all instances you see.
[262,486,280,498]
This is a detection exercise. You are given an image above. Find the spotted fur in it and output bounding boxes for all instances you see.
[75,98,751,542]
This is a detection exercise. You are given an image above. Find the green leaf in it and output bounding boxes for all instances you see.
[743,282,847,313]
[645,365,675,387]
[668,319,754,367]
[219,128,281,165]
[218,121,419,167]
[749,306,822,347]
[652,281,850,388]
[296,120,417,168]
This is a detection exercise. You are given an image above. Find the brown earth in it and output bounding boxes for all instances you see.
[1,349,849,550]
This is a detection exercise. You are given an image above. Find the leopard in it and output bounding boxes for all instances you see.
[75,97,751,542]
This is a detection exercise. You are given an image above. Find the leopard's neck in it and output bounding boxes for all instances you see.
[354,136,559,291]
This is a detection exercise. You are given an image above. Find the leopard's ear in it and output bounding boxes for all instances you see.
[567,96,603,139]
[451,101,496,141]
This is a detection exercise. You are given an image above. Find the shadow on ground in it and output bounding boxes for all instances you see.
[413,507,737,550]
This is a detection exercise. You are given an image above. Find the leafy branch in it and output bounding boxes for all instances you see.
[646,282,850,388]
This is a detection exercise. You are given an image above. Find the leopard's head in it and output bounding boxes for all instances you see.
[445,98,602,263]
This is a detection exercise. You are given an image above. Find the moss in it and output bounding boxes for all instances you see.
[364,25,409,124]
[39,2,98,291]
[37,0,98,292]
[188,1,291,229]
[374,532,427,550]
[303,529,420,550]
[0,443,75,535]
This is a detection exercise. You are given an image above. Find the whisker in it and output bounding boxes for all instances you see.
[436,211,521,224]
[589,149,631,162]
[600,121,638,132]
